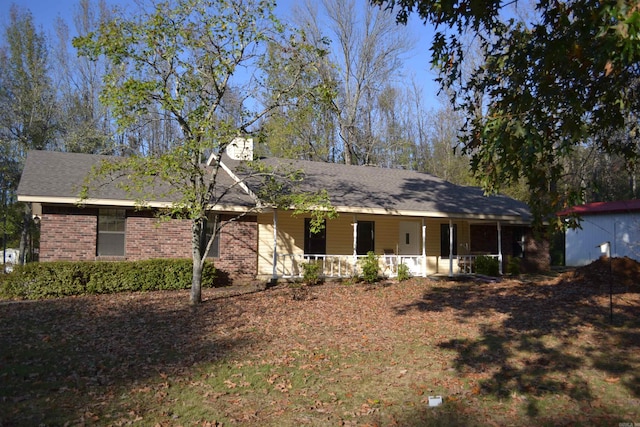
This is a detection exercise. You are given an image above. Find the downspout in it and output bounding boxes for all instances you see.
[421,218,426,277]
[449,219,454,277]
[272,209,278,282]
[497,221,503,275]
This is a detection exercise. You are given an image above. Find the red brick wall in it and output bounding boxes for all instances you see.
[40,211,97,261]
[38,206,259,282]
[125,212,192,260]
[214,216,258,280]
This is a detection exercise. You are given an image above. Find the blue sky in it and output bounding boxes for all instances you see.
[1,0,440,106]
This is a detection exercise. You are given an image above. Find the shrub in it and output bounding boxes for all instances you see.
[507,257,521,276]
[301,261,322,286]
[341,277,356,286]
[474,255,500,277]
[397,263,411,282]
[360,251,379,284]
[0,259,217,300]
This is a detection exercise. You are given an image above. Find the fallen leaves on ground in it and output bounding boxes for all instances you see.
[1,260,639,426]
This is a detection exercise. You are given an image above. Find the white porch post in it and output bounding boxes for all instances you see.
[352,215,358,275]
[421,218,427,277]
[497,221,503,275]
[272,209,278,280]
[449,219,454,277]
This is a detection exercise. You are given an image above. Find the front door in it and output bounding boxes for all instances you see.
[398,221,420,255]
[398,221,421,275]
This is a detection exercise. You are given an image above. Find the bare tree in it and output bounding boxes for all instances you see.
[259,25,338,162]
[295,0,414,165]
[51,0,117,154]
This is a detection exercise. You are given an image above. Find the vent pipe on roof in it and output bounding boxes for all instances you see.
[226,137,253,161]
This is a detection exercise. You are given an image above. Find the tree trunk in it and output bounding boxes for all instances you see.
[341,124,357,165]
[190,219,205,304]
[18,205,31,265]
[190,255,203,304]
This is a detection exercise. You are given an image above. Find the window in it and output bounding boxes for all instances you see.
[440,223,457,257]
[304,218,326,255]
[97,208,126,256]
[205,213,221,258]
[356,221,375,255]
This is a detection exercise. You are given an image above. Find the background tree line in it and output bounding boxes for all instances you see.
[1,0,638,264]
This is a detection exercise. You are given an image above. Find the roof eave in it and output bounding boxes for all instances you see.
[257,204,530,224]
[17,195,252,213]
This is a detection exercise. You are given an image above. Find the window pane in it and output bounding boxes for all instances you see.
[205,233,220,258]
[98,209,125,232]
[113,215,125,232]
[98,209,126,256]
[97,233,125,256]
[98,214,110,230]
[205,214,220,258]
[305,218,326,255]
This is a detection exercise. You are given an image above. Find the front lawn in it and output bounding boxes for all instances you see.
[1,269,639,426]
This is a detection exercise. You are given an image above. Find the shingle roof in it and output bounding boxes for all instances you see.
[18,151,123,200]
[18,150,531,222]
[234,157,532,222]
[17,150,255,208]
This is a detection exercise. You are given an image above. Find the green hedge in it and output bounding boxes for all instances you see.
[0,259,217,300]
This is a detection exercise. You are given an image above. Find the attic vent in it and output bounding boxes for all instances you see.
[226,137,253,161]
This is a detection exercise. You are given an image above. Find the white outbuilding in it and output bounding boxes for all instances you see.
[1,248,20,272]
[559,199,640,266]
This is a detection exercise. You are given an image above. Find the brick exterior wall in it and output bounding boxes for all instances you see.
[214,215,258,280]
[39,206,258,282]
[125,212,192,260]
[40,209,97,261]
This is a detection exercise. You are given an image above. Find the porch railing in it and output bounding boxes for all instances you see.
[276,253,503,279]
[452,254,502,274]
[276,254,425,279]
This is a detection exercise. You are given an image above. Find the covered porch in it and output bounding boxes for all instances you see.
[257,211,525,280]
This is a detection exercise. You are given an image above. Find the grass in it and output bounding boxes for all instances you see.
[1,273,639,426]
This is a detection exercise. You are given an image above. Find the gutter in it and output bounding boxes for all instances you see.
[16,195,251,213]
